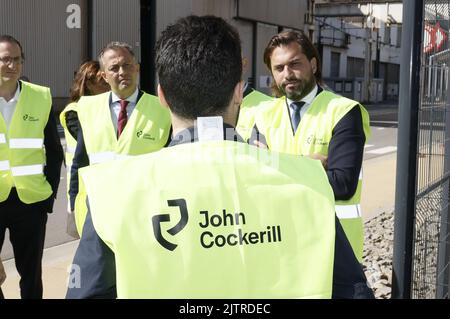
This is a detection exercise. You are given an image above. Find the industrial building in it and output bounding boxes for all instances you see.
[0,0,314,111]
[1,0,404,109]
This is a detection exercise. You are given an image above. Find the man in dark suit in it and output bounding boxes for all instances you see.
[66,42,171,299]
[68,42,171,222]
[0,35,63,299]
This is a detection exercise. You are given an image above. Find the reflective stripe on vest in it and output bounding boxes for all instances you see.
[0,81,52,204]
[9,138,44,149]
[89,152,116,164]
[11,164,43,176]
[66,145,76,154]
[336,204,361,219]
[0,160,10,171]
[89,152,130,164]
[335,170,363,219]
[81,141,336,298]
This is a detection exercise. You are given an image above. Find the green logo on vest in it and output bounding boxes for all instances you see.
[137,130,156,141]
[306,135,328,146]
[22,114,39,122]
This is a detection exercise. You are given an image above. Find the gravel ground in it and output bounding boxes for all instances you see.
[362,210,394,299]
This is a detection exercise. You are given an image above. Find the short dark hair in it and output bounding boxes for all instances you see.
[155,15,242,120]
[98,41,135,70]
[263,30,322,95]
[0,35,25,60]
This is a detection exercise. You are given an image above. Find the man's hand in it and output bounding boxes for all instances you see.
[253,140,268,149]
[308,153,328,169]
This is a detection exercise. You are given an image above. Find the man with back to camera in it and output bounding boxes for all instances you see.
[69,16,374,299]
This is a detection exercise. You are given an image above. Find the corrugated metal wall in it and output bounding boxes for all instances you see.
[255,23,278,95]
[92,0,141,62]
[232,19,253,88]
[0,0,86,99]
[156,0,192,39]
[237,0,307,29]
[154,0,283,93]
[1,0,309,101]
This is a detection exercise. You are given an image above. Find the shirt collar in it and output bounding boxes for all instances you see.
[0,82,21,103]
[169,123,244,147]
[287,84,318,108]
[111,88,139,104]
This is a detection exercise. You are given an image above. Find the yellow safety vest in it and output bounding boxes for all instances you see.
[0,81,53,203]
[236,89,273,141]
[248,90,371,261]
[60,102,78,210]
[80,141,336,298]
[74,92,171,235]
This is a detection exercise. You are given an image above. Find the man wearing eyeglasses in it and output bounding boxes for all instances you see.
[67,42,171,237]
[0,35,63,298]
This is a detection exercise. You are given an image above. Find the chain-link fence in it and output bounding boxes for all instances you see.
[394,0,450,299]
[414,0,450,299]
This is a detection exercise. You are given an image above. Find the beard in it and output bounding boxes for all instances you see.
[279,76,316,101]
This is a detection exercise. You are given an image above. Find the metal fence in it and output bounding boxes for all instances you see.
[394,0,450,299]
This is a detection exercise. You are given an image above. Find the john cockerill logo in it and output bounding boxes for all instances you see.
[23,114,39,122]
[152,199,189,251]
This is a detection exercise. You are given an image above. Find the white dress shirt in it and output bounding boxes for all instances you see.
[0,83,21,129]
[110,88,139,131]
[287,84,318,121]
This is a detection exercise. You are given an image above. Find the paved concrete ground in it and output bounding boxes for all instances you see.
[361,151,396,222]
[2,241,78,298]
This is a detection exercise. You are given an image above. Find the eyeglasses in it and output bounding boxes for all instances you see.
[0,56,24,66]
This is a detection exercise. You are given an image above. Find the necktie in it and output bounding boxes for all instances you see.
[291,101,305,132]
[117,99,129,138]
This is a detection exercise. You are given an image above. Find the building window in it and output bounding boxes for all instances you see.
[330,52,340,77]
[384,25,391,45]
[347,57,365,78]
[397,26,402,47]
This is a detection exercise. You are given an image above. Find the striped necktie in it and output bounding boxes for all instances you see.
[117,99,129,138]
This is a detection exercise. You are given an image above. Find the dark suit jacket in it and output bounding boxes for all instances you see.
[42,108,64,212]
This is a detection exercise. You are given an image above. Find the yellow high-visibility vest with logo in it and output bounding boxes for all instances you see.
[59,102,77,210]
[236,90,274,141]
[0,81,53,203]
[249,90,371,261]
[80,141,336,298]
[74,92,171,235]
